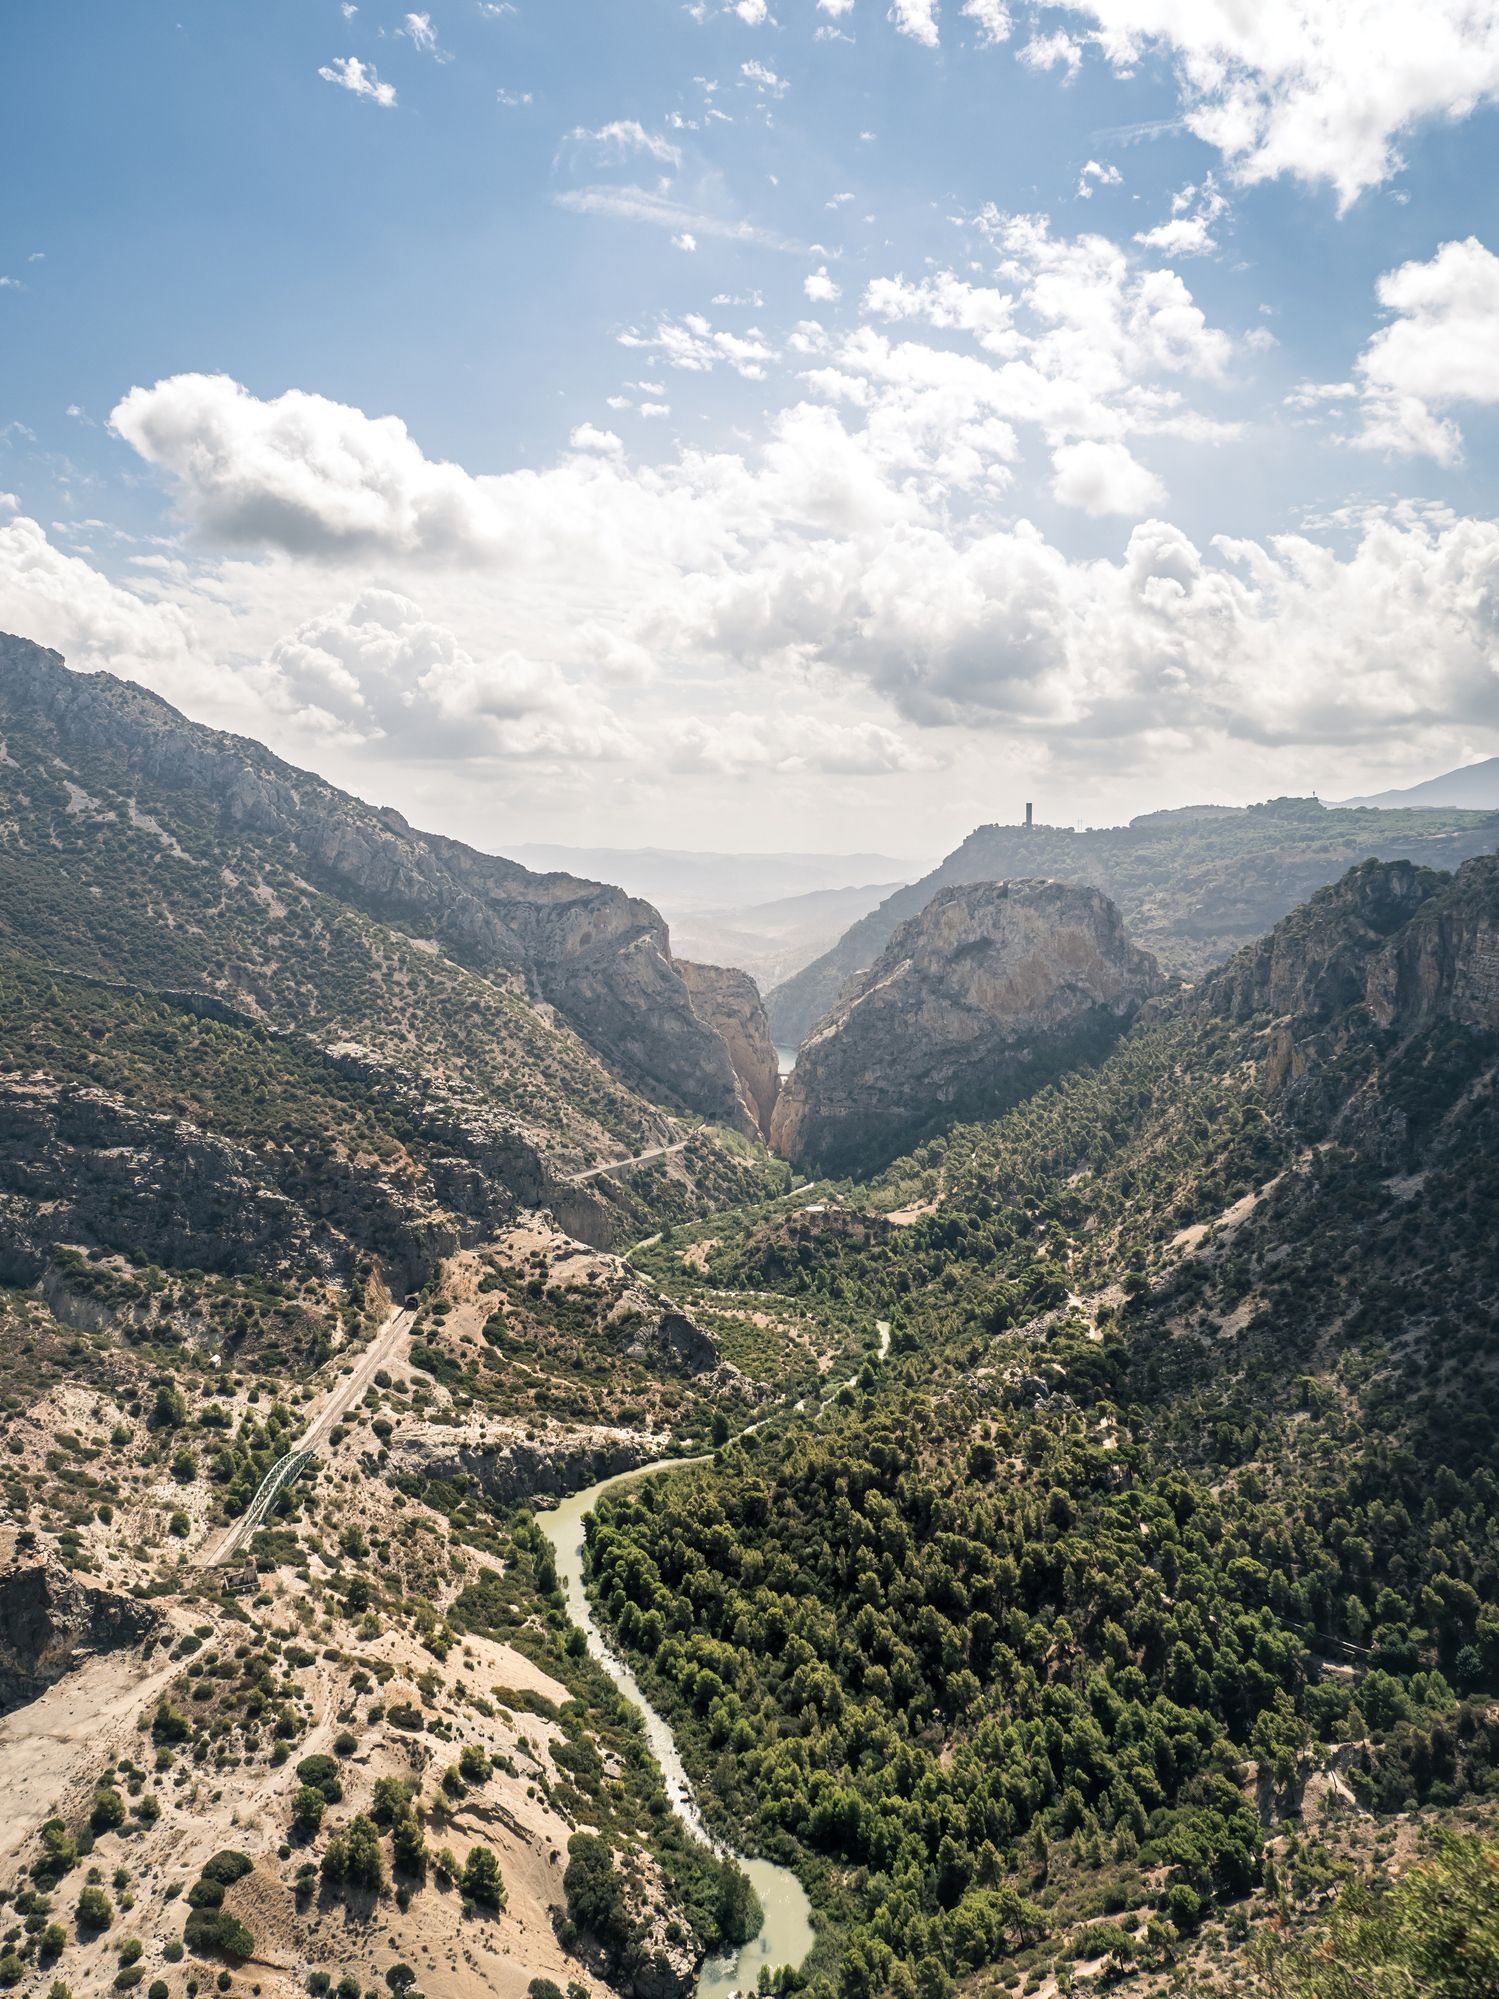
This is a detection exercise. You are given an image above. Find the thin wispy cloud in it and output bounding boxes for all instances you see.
[555,184,805,252]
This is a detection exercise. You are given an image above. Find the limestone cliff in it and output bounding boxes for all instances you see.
[771,878,1164,1174]
[676,959,780,1137]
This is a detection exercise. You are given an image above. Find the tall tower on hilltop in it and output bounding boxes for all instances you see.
[1025,802,1033,829]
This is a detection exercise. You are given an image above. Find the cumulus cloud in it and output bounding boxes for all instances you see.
[83,347,1499,794]
[804,266,842,303]
[1353,237,1499,462]
[1051,437,1165,514]
[1134,178,1228,257]
[1049,0,1499,207]
[0,511,201,689]
[109,374,514,559]
[851,216,1234,499]
[1288,238,1499,464]
[962,0,1012,45]
[1076,159,1122,198]
[317,56,397,106]
[888,0,940,49]
[264,589,630,760]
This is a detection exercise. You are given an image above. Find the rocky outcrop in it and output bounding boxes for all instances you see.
[383,1422,669,1504]
[0,1557,159,1714]
[676,960,779,1137]
[1200,855,1499,1123]
[0,632,749,1131]
[771,879,1165,1174]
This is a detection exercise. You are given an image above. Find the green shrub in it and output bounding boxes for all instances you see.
[77,1886,114,1931]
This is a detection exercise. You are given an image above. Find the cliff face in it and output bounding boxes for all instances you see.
[676,960,780,1138]
[0,632,749,1133]
[1201,855,1499,1118]
[771,879,1164,1174]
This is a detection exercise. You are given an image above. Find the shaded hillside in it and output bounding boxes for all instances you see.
[766,794,1499,1046]
[0,632,749,1137]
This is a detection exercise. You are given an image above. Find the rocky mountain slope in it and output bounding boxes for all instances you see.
[767,793,1499,1046]
[771,878,1164,1173]
[0,631,750,1137]
[0,633,793,1286]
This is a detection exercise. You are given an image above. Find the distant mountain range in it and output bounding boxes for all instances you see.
[1337,757,1499,811]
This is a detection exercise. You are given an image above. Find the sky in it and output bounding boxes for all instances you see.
[2,0,1499,858]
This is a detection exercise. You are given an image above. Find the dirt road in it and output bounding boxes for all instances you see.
[200,1303,415,1568]
[568,1138,690,1184]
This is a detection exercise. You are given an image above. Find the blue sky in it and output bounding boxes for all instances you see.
[3,0,1499,855]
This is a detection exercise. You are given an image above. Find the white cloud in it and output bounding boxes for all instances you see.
[569,423,624,455]
[0,512,201,693]
[109,373,507,559]
[1077,159,1122,198]
[619,313,777,379]
[804,266,842,303]
[1051,437,1164,514]
[734,0,770,20]
[566,119,682,167]
[1134,177,1228,256]
[264,589,628,759]
[401,12,446,57]
[1051,0,1499,208]
[672,232,698,252]
[1019,30,1083,77]
[555,184,802,252]
[889,0,940,48]
[818,0,856,13]
[318,56,397,106]
[740,58,788,95]
[13,350,1499,814]
[962,0,1011,45]
[1353,236,1499,462]
[1290,238,1499,464]
[496,87,532,106]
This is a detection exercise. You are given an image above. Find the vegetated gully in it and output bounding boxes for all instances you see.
[536,1321,891,1998]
